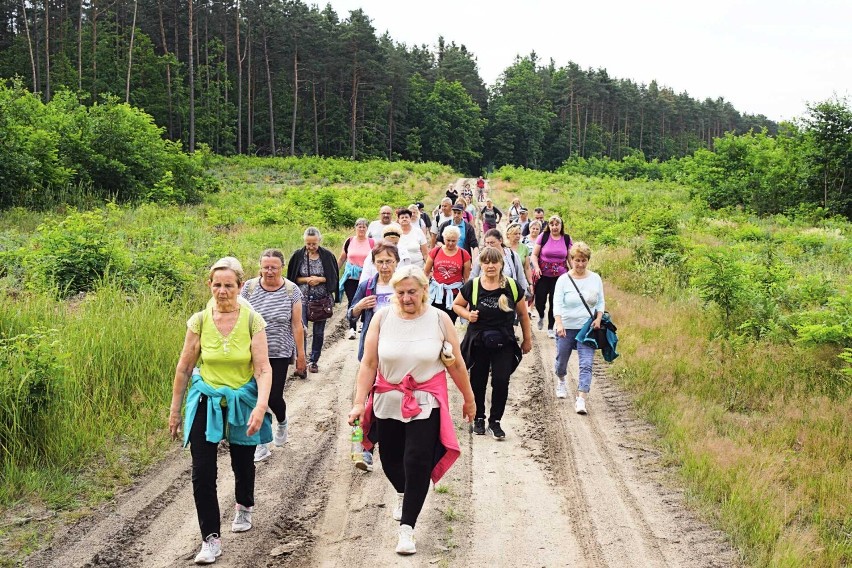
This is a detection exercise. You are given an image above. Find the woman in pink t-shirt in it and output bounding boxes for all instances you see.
[424,224,472,323]
[338,218,374,339]
[530,215,572,338]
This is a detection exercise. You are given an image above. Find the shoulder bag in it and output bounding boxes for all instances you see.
[565,273,616,350]
[304,251,333,322]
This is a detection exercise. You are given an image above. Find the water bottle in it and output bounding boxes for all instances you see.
[351,420,365,464]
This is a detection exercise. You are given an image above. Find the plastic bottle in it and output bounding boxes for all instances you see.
[351,420,365,464]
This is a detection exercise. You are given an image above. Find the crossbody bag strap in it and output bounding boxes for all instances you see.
[566,273,595,319]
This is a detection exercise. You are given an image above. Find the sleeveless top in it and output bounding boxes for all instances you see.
[188,306,267,390]
[372,306,445,422]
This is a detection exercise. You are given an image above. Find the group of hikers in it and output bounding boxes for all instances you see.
[169,178,610,562]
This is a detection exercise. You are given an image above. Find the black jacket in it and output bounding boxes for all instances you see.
[286,246,341,303]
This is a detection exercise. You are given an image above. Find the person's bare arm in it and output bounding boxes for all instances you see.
[169,329,201,440]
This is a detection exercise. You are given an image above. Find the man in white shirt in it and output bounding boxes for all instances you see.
[367,205,394,239]
[430,198,454,248]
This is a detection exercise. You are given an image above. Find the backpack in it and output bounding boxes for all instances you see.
[471,277,519,307]
[246,276,296,296]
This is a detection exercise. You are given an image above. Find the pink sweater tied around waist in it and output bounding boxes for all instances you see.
[361,370,460,484]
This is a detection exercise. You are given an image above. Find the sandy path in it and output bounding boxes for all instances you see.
[27,184,739,566]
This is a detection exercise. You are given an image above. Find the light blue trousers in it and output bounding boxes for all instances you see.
[554,330,595,393]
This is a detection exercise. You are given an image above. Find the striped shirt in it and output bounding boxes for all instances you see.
[240,279,302,359]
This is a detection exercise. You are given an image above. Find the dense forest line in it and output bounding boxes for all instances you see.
[0,0,776,171]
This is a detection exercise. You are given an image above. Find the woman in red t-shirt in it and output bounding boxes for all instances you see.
[424,224,472,323]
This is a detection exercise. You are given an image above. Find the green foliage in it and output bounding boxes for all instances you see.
[0,84,212,209]
[791,294,852,346]
[0,328,66,464]
[25,210,130,297]
[690,250,750,331]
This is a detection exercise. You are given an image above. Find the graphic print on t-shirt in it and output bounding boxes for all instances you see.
[374,284,393,311]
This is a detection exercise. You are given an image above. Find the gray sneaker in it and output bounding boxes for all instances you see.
[253,444,271,462]
[194,534,221,564]
[537,319,544,331]
[231,504,252,532]
[273,419,288,446]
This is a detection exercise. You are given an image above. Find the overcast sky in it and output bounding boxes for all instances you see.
[319,0,851,123]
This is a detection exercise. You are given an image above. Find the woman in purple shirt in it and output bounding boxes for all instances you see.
[529,215,572,338]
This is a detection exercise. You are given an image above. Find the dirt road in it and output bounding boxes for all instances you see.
[27,180,739,566]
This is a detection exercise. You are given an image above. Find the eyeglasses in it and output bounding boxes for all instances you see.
[261,266,281,272]
[375,259,397,266]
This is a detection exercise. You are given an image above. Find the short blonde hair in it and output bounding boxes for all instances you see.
[389,265,429,308]
[209,256,244,284]
[442,225,461,240]
[570,241,592,260]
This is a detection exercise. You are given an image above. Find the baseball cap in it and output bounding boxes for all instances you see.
[451,204,464,212]
[520,207,528,213]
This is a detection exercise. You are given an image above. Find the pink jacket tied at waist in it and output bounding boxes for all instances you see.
[361,370,461,484]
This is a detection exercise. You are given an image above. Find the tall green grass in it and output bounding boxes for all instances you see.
[490,167,851,567]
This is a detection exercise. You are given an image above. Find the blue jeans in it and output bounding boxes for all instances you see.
[554,330,595,393]
[301,300,327,364]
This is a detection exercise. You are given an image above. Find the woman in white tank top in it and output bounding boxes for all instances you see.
[348,265,475,556]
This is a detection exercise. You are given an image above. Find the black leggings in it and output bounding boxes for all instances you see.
[376,412,440,528]
[468,344,515,423]
[189,396,255,539]
[343,278,359,330]
[535,275,559,329]
[268,357,290,423]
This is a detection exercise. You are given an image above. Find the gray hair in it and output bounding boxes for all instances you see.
[441,225,461,240]
[303,227,322,241]
[355,218,369,227]
[440,197,452,206]
[209,256,245,283]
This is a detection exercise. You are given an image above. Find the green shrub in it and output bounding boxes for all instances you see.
[0,327,66,463]
[24,210,130,296]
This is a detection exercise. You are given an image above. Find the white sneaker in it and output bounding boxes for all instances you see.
[392,492,404,521]
[253,444,271,462]
[556,380,568,399]
[346,328,356,340]
[231,504,252,532]
[547,329,556,339]
[273,420,288,446]
[575,397,587,415]
[395,524,416,555]
[194,534,221,564]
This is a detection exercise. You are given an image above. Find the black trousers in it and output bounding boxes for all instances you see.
[469,345,515,423]
[189,395,256,539]
[344,278,359,330]
[268,357,290,423]
[376,412,440,528]
[535,275,559,329]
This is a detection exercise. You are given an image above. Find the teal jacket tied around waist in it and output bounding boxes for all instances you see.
[576,313,619,363]
[183,373,273,447]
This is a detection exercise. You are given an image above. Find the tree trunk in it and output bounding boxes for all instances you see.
[156,0,173,138]
[77,0,83,91]
[188,0,195,151]
[44,0,50,100]
[350,56,358,159]
[247,42,253,151]
[22,0,37,92]
[235,3,246,153]
[312,79,318,155]
[263,29,275,155]
[125,0,137,103]
[290,46,298,156]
